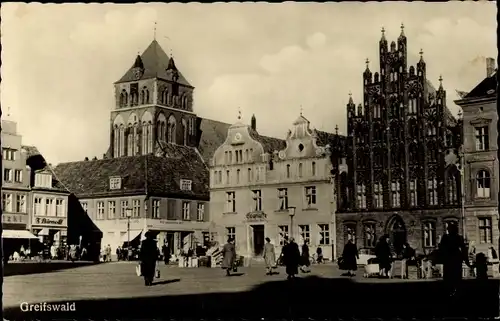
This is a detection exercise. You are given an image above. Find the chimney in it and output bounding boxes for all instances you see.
[251,114,256,131]
[486,57,495,77]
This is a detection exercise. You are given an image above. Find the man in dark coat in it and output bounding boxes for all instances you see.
[162,243,171,265]
[375,235,392,278]
[300,240,311,273]
[438,223,471,296]
[283,237,300,280]
[221,238,236,276]
[139,231,158,286]
[341,239,359,277]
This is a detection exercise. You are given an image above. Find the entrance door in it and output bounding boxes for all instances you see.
[166,233,175,255]
[252,225,265,256]
[389,217,407,256]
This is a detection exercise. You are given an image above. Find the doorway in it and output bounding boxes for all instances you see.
[251,225,265,256]
[388,216,407,256]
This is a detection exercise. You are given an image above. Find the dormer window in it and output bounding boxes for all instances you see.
[34,173,52,189]
[180,179,192,191]
[110,176,122,190]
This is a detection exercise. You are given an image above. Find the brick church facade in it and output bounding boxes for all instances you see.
[333,26,463,256]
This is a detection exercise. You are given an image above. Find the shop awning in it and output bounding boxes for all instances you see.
[121,230,142,243]
[2,230,39,239]
[38,228,50,236]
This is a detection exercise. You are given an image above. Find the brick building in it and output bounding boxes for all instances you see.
[209,112,343,260]
[53,40,228,254]
[455,58,498,254]
[333,26,463,256]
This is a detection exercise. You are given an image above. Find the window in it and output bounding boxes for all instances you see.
[180,179,192,191]
[409,180,417,207]
[152,200,160,219]
[97,201,105,220]
[236,169,240,184]
[286,164,290,178]
[278,225,289,245]
[34,197,42,215]
[479,217,493,244]
[235,150,239,163]
[428,178,438,205]
[391,181,401,207]
[409,98,417,114]
[476,170,491,198]
[109,177,122,190]
[247,168,252,182]
[120,201,128,218]
[319,224,330,245]
[182,202,190,220]
[45,198,54,216]
[312,162,316,176]
[357,184,367,209]
[3,168,12,182]
[345,223,356,243]
[299,225,310,243]
[226,170,230,184]
[228,151,232,164]
[252,190,262,212]
[16,195,26,213]
[305,186,317,207]
[197,203,205,221]
[2,148,16,160]
[108,201,116,219]
[14,170,22,183]
[2,193,12,212]
[475,126,489,151]
[226,191,236,213]
[374,105,381,118]
[132,199,141,217]
[423,221,436,247]
[226,227,236,242]
[56,199,65,217]
[298,163,303,178]
[34,173,52,188]
[448,176,458,205]
[363,223,376,248]
[278,188,288,210]
[373,182,383,208]
[218,171,222,184]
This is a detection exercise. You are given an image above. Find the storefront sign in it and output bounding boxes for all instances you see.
[33,217,67,227]
[146,219,209,231]
[1,214,28,224]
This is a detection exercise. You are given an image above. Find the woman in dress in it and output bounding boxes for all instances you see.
[263,237,276,275]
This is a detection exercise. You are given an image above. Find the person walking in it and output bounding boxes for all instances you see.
[263,237,276,275]
[401,243,415,279]
[282,237,300,280]
[438,223,471,296]
[341,239,359,277]
[139,231,159,286]
[375,235,392,278]
[221,238,236,276]
[162,242,171,265]
[316,246,323,264]
[106,244,112,262]
[300,240,311,273]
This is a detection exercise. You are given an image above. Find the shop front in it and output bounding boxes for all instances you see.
[2,213,39,262]
[31,216,68,259]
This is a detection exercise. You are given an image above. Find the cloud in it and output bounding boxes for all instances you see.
[307,32,327,49]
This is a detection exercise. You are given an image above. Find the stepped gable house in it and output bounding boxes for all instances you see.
[334,26,463,256]
[53,40,228,252]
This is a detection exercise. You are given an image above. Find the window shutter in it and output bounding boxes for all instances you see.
[190,202,197,221]
[167,199,176,220]
[204,202,209,222]
[175,200,182,220]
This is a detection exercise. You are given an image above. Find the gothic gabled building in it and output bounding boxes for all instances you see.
[334,26,463,256]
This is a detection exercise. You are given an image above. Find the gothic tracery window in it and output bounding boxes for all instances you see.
[428,177,438,205]
[356,183,366,209]
[167,115,176,144]
[391,180,401,208]
[447,172,458,205]
[182,119,188,145]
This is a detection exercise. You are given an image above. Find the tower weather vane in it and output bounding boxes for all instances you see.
[154,21,157,40]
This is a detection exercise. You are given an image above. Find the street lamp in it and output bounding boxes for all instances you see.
[126,207,132,260]
[287,206,296,241]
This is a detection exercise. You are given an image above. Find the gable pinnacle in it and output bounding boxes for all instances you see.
[400,23,405,35]
[154,21,157,40]
[237,107,242,120]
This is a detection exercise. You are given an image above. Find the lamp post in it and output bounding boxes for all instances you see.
[287,207,296,241]
[126,207,132,260]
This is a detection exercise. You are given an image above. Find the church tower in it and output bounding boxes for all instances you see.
[110,40,198,158]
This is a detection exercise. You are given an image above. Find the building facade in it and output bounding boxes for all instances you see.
[334,27,463,256]
[54,40,228,255]
[210,113,340,260]
[455,59,498,254]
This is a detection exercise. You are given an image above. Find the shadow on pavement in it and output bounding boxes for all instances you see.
[152,278,181,286]
[4,261,100,277]
[3,277,498,319]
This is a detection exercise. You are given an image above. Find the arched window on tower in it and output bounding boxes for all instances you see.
[133,124,140,155]
[119,125,125,156]
[140,90,145,105]
[127,125,134,156]
[119,93,125,107]
[167,115,176,144]
[182,119,188,145]
[184,96,189,110]
[142,121,153,155]
[113,125,120,157]
[286,164,291,178]
[145,89,150,104]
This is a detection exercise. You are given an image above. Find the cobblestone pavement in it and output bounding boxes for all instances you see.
[3,262,498,319]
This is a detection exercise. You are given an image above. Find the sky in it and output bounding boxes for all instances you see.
[1,2,497,165]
